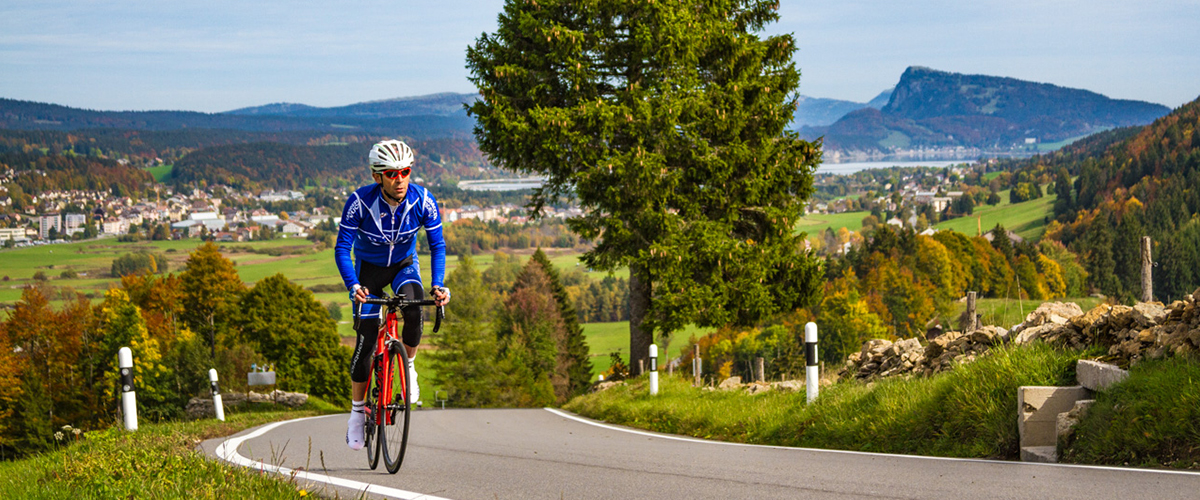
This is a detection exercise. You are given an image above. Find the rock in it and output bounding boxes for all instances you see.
[771,380,804,391]
[718,376,743,389]
[1132,302,1167,327]
[1022,302,1084,329]
[1056,399,1096,446]
[744,383,772,395]
[1014,323,1062,345]
[592,380,625,392]
[1070,304,1112,330]
[185,390,308,418]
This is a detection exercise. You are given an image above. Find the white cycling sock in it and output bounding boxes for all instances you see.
[347,400,366,450]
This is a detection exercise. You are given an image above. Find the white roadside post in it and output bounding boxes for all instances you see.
[805,322,819,403]
[209,368,225,422]
[118,347,138,431]
[649,344,659,396]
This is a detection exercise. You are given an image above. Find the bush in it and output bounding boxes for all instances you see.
[111,252,169,277]
[32,271,47,281]
[59,270,79,279]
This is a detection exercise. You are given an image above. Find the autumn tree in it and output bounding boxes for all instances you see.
[467,0,823,370]
[531,248,592,397]
[179,242,245,357]
[495,260,566,405]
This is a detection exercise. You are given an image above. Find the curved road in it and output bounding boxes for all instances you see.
[202,408,1199,499]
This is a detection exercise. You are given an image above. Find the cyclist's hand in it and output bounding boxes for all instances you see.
[431,286,450,306]
[350,284,369,303]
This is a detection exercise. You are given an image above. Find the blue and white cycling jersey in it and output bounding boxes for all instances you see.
[334,182,446,298]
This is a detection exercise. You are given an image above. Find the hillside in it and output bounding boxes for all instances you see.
[0,98,475,138]
[1038,95,1200,302]
[802,67,1171,153]
[226,92,479,118]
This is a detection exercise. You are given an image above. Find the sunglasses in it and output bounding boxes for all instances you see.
[381,168,411,180]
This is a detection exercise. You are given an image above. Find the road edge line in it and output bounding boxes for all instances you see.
[213,415,453,500]
[544,408,1200,477]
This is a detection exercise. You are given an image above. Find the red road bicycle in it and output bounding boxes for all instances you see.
[358,293,444,474]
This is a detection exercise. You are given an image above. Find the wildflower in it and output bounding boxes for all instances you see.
[54,431,64,441]
[298,490,308,497]
[62,425,73,432]
[73,428,82,437]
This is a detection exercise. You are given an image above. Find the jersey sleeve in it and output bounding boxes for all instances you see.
[335,192,364,290]
[421,189,447,288]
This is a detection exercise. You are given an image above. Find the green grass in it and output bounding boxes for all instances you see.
[1063,355,1200,468]
[935,187,1056,241]
[949,296,1106,330]
[0,399,342,499]
[582,322,716,379]
[795,211,868,238]
[566,343,1093,459]
[146,164,174,182]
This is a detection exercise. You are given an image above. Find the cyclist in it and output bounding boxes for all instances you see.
[335,139,450,451]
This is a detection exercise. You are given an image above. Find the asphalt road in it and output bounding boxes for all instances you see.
[202,408,1200,499]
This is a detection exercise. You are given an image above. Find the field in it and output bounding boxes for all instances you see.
[582,321,715,379]
[795,211,867,237]
[948,296,1106,330]
[934,187,1057,241]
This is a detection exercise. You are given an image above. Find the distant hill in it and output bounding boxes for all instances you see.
[226,92,479,118]
[790,89,892,128]
[801,67,1171,153]
[0,98,475,139]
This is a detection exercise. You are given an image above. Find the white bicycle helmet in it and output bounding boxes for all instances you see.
[368,140,415,173]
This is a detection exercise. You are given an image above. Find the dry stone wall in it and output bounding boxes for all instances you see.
[840,288,1200,380]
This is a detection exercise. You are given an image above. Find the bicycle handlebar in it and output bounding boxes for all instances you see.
[359,294,445,333]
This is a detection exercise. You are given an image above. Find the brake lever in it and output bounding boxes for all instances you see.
[433,305,445,333]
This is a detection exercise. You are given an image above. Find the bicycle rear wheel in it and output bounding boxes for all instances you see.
[380,340,412,474]
[364,357,381,470]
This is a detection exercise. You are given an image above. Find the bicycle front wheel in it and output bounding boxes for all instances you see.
[380,342,412,474]
[365,357,381,470]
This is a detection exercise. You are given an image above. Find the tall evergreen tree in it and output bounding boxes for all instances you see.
[530,248,593,396]
[467,0,823,370]
[429,255,504,407]
[496,260,566,405]
[1053,167,1074,221]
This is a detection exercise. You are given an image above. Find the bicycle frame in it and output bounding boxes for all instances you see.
[374,309,405,427]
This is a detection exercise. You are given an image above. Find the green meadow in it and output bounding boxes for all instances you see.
[935,187,1057,241]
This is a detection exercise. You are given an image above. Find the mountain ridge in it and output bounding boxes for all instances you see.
[801,66,1171,154]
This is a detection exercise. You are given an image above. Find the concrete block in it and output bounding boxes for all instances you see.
[1018,385,1090,449]
[248,371,276,386]
[1020,446,1058,463]
[1076,360,1129,391]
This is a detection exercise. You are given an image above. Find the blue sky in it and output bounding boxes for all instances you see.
[2,1,1197,112]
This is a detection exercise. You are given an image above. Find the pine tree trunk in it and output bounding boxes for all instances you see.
[629,263,652,375]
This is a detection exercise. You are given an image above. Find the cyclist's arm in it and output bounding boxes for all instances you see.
[335,192,365,291]
[421,190,447,288]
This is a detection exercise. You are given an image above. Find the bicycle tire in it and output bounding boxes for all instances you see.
[364,357,381,470]
[380,340,412,474]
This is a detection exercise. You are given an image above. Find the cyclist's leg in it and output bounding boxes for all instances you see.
[348,261,403,449]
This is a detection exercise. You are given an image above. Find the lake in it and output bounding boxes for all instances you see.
[816,160,974,175]
[459,160,975,190]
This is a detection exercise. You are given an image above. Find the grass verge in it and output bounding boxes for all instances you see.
[565,343,1091,459]
[1063,355,1200,468]
[0,398,342,499]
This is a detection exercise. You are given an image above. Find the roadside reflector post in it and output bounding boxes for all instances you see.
[692,344,702,386]
[118,347,137,431]
[209,368,225,422]
[805,322,819,403]
[649,344,659,396]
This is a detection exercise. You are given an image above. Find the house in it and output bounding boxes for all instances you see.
[886,217,904,228]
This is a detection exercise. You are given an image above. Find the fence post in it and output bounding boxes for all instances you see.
[805,323,819,403]
[649,344,659,396]
[966,291,978,332]
[1142,236,1153,302]
[637,359,645,377]
[209,368,225,422]
[754,357,765,383]
[118,347,137,431]
[692,344,702,386]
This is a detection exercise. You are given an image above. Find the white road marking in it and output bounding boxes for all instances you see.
[214,415,452,500]
[544,408,1200,477]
